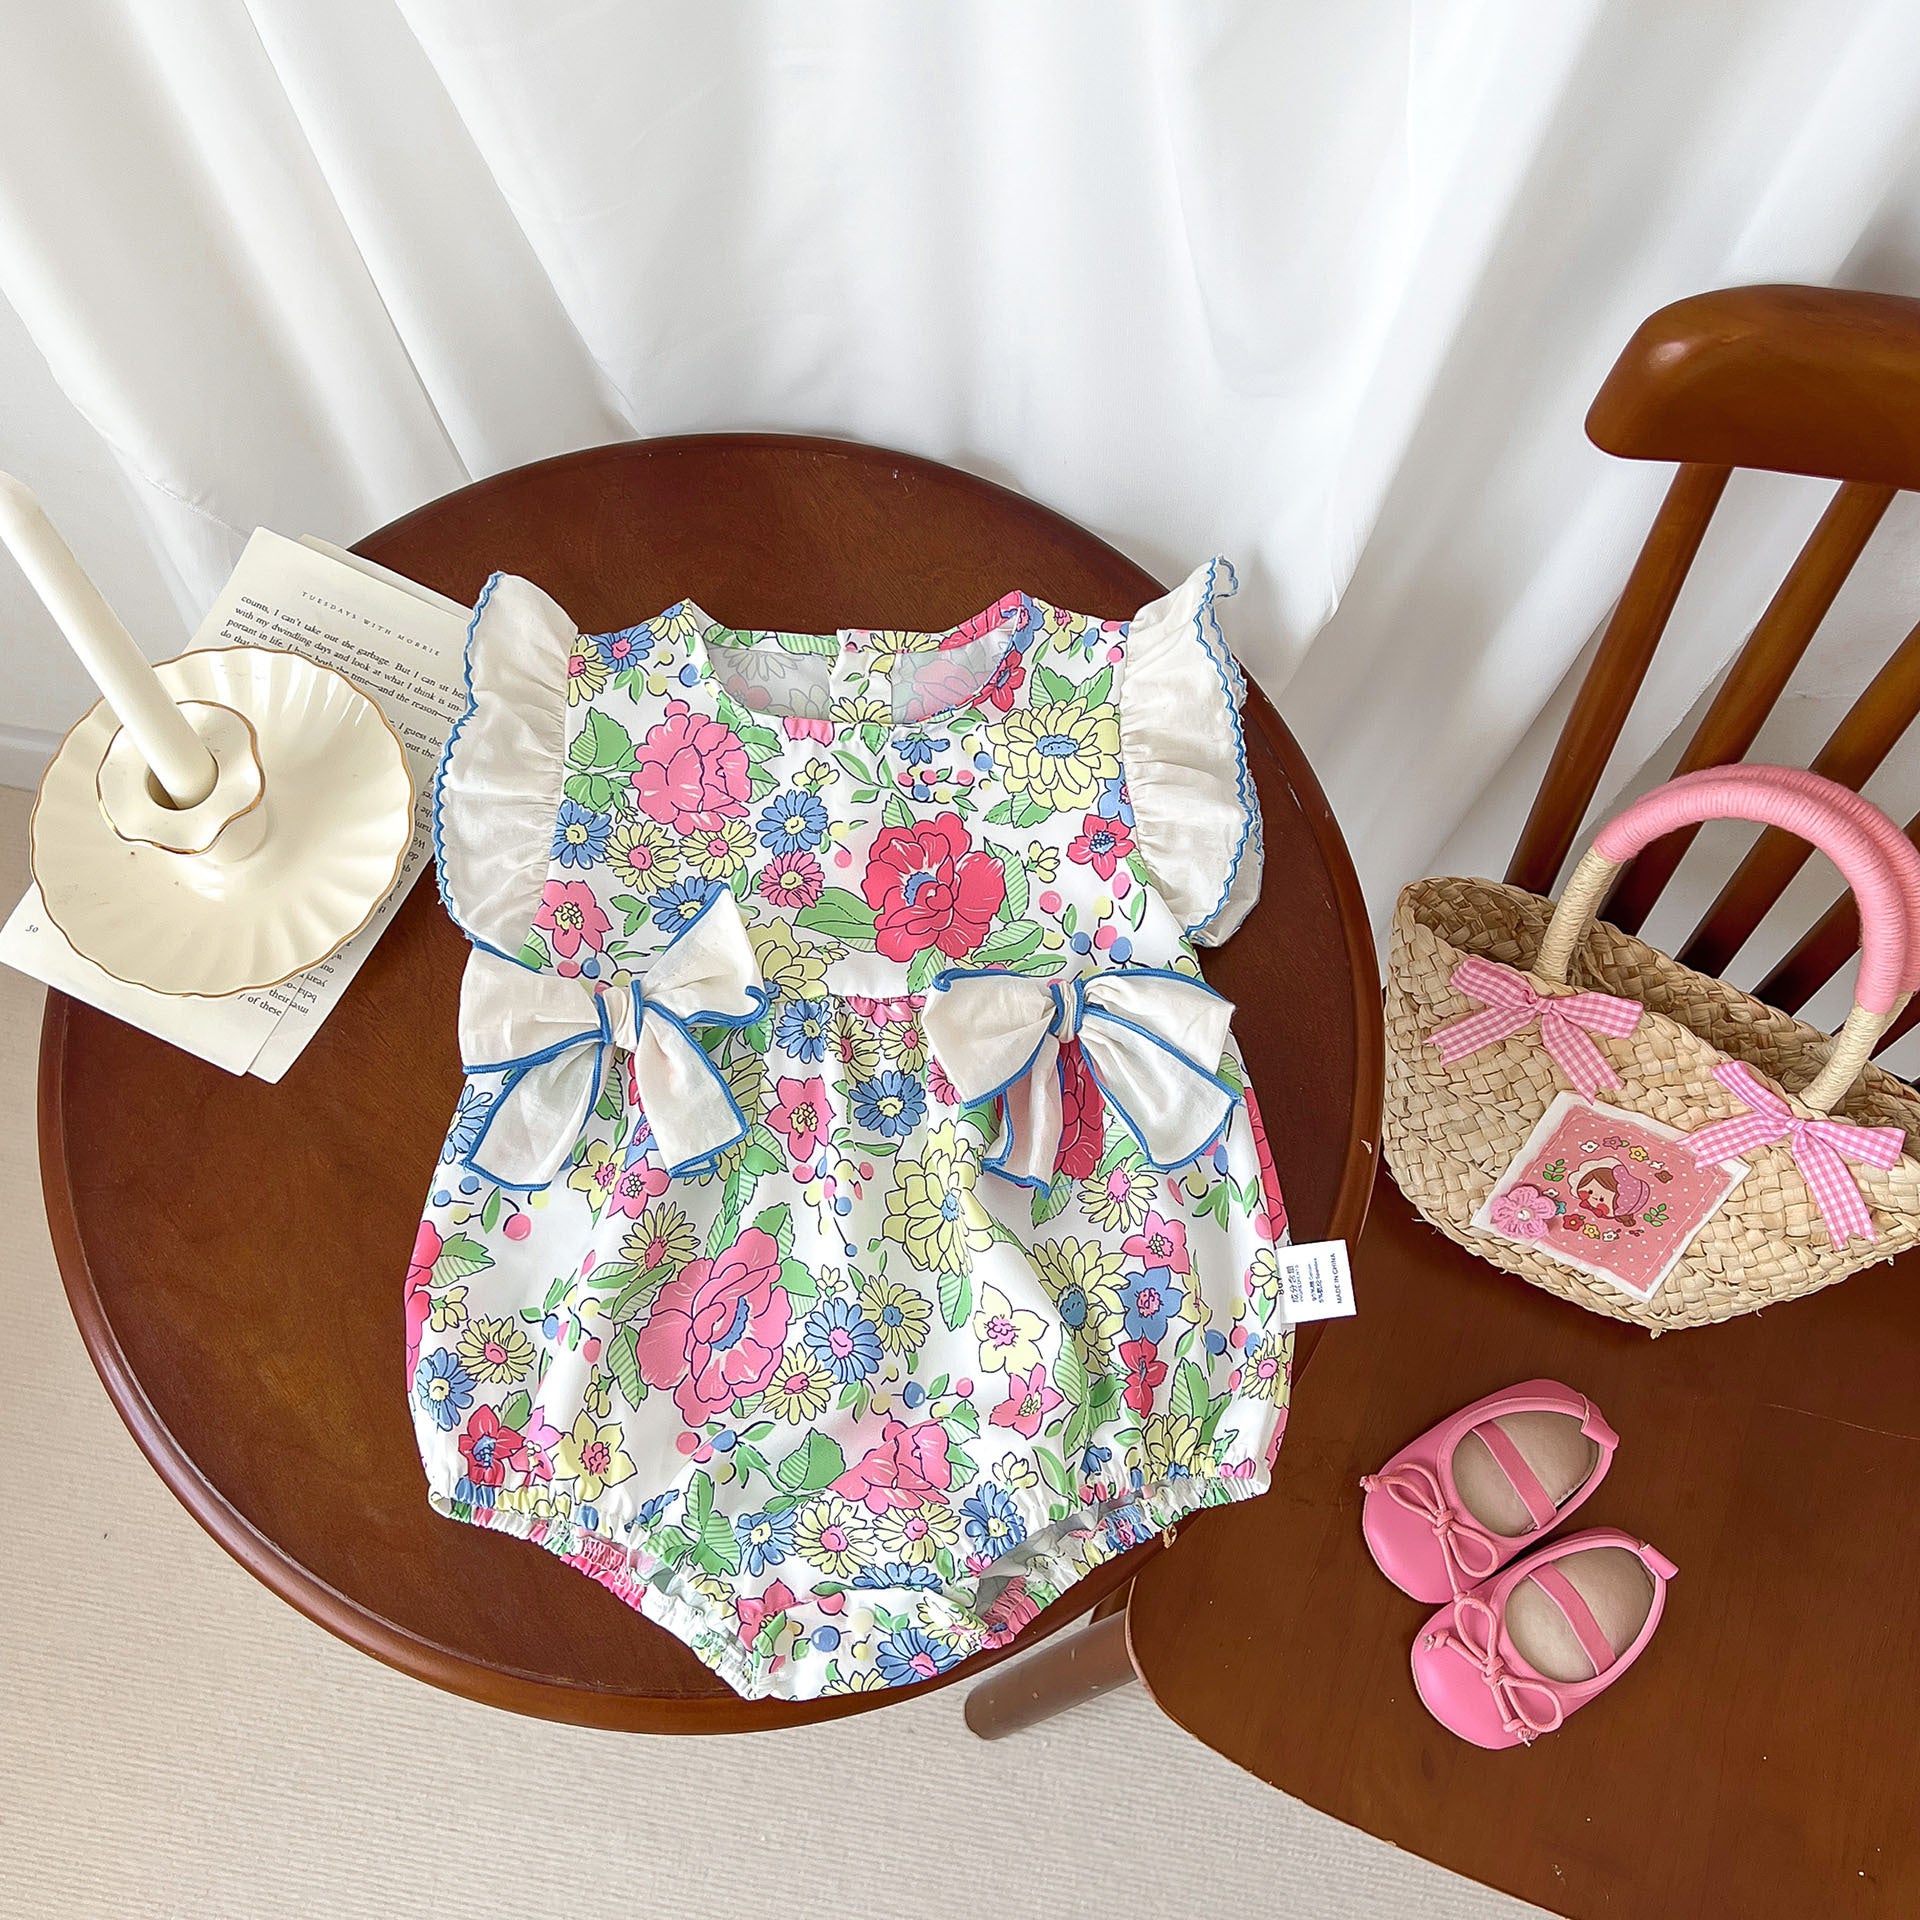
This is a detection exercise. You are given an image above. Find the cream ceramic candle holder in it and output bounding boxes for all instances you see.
[32,646,414,997]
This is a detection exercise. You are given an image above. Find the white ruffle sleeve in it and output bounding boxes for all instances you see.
[432,571,573,960]
[1120,558,1263,946]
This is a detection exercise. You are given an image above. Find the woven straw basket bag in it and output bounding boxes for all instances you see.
[1384,766,1920,1332]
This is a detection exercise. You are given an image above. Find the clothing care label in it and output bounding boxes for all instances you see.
[1272,1240,1356,1324]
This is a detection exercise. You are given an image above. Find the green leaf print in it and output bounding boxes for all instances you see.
[1171,1359,1210,1423]
[994,846,1030,925]
[778,1256,818,1302]
[938,1269,973,1331]
[969,925,1044,971]
[1031,1174,1075,1226]
[1079,664,1115,709]
[945,1442,977,1484]
[607,1269,668,1324]
[753,1202,796,1257]
[1033,664,1077,705]
[882,791,915,831]
[563,770,619,813]
[568,708,636,773]
[517,930,553,969]
[609,892,651,937]
[433,1234,495,1285]
[480,1187,503,1233]
[905,945,943,995]
[1052,1338,1090,1416]
[696,1508,740,1578]
[797,888,880,948]
[774,1431,848,1494]
[498,1389,532,1432]
[580,1260,641,1293]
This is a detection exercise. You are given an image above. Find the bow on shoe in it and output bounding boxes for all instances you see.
[1685,1059,1907,1245]
[922,965,1238,1188]
[456,891,768,1188]
[1423,1594,1564,1746]
[1428,955,1642,1100]
[1359,1462,1501,1594]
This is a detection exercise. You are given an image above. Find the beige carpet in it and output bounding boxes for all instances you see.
[0,783,1534,1920]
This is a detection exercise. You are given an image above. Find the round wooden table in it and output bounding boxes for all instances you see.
[39,435,1381,1732]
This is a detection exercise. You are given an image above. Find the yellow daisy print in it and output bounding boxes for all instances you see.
[619,1202,699,1276]
[456,1315,533,1385]
[565,635,609,706]
[793,1495,878,1578]
[764,1345,833,1422]
[987,698,1120,811]
[607,816,678,892]
[554,1410,637,1501]
[875,1500,961,1565]
[683,816,756,879]
[857,1276,932,1356]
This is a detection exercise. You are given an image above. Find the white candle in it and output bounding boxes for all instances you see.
[0,472,218,808]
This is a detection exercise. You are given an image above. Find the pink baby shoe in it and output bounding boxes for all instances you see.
[1410,1528,1676,1749]
[1360,1378,1617,1602]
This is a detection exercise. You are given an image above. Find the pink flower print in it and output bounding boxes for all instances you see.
[518,1406,562,1484]
[736,1579,798,1641]
[1055,1043,1105,1179]
[458,1405,529,1489]
[630,703,751,833]
[1489,1183,1555,1240]
[536,879,611,976]
[977,647,1026,713]
[607,1153,670,1219]
[1066,811,1135,880]
[759,850,824,910]
[767,1075,831,1167]
[1120,1337,1167,1415]
[927,1055,959,1106]
[861,812,1006,963]
[783,715,833,743]
[832,1418,956,1515]
[1122,1210,1191,1276]
[634,1228,790,1425]
[405,1218,440,1373]
[988,1364,1065,1439]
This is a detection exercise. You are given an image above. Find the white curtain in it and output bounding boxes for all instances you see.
[8,0,1920,975]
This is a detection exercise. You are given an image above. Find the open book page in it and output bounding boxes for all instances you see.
[1,529,472,1080]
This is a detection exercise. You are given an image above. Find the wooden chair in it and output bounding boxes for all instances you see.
[38,433,1380,1732]
[978,286,1920,1918]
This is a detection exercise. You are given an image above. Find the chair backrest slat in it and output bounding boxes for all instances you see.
[1505,462,1729,894]
[1603,480,1896,934]
[1678,615,1920,979]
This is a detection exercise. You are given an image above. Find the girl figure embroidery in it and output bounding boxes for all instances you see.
[1568,1158,1652,1223]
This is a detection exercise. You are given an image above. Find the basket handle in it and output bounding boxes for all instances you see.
[1535,766,1920,1115]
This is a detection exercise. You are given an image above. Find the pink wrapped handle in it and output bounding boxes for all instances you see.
[1587,766,1920,1011]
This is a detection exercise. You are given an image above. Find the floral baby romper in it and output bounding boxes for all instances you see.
[410,557,1294,1700]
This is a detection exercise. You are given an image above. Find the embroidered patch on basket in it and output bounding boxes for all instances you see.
[1471,1092,1747,1304]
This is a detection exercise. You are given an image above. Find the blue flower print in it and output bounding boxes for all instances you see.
[852,1561,944,1591]
[803,1297,883,1385]
[440,1086,492,1164]
[1094,773,1134,827]
[1078,1443,1113,1478]
[452,1476,496,1509]
[849,1070,926,1138]
[961,1483,1027,1556]
[551,798,613,868]
[650,874,722,933]
[631,1490,682,1531]
[414,1350,475,1432]
[623,1110,657,1166]
[1054,1282,1089,1333]
[593,624,652,673]
[1118,1270,1182,1343]
[774,997,831,1064]
[735,1507,796,1577]
[875,1625,964,1686]
[894,734,948,767]
[758,789,828,853]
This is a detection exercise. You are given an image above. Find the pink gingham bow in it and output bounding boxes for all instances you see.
[1421,1594,1564,1746]
[1427,956,1643,1100]
[1684,1060,1907,1246]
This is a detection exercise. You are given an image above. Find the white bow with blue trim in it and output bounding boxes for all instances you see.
[922,965,1239,1188]
[456,891,768,1188]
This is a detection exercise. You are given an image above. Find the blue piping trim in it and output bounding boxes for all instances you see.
[430,572,542,970]
[1156,557,1256,945]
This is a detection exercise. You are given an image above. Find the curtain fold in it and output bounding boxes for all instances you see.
[6,0,1920,941]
